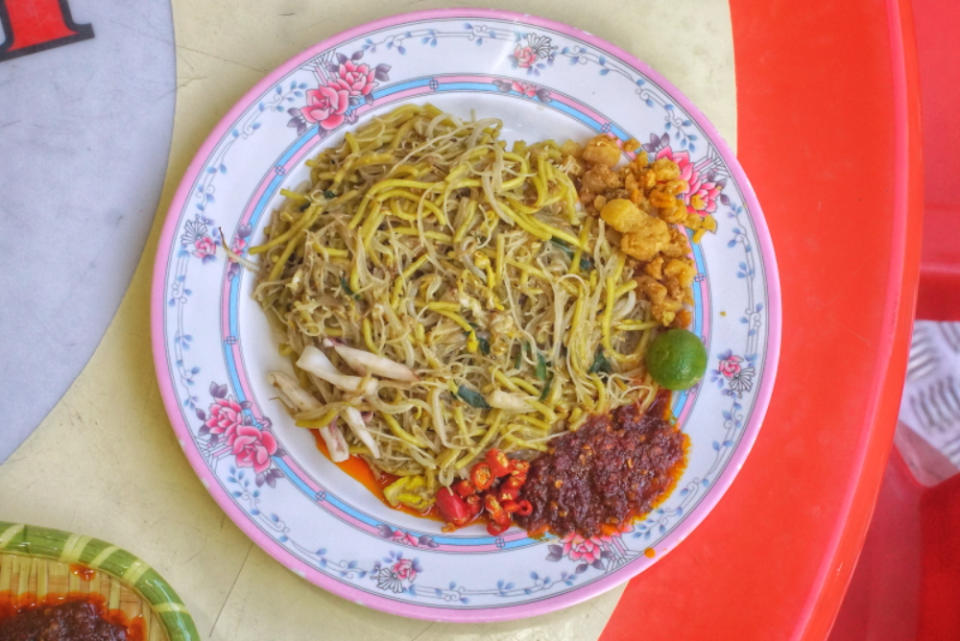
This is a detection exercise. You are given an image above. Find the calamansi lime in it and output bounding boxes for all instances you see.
[645,329,707,390]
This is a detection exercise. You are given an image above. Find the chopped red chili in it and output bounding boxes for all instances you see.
[433,451,534,532]
[452,479,475,498]
[486,520,509,536]
[469,462,494,491]
[509,460,530,483]
[464,494,483,517]
[484,494,511,527]
[435,487,471,527]
[498,485,520,503]
[501,476,523,491]
[485,449,512,477]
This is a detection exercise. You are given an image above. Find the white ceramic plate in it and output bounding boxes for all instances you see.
[151,9,780,621]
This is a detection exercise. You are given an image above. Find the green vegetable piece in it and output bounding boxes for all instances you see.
[457,385,490,409]
[340,277,360,301]
[538,372,554,401]
[550,237,593,271]
[477,335,491,355]
[324,190,336,199]
[467,322,491,355]
[588,349,612,375]
[645,329,708,390]
[535,352,548,381]
[550,237,573,256]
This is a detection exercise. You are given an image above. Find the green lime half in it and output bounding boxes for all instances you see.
[645,329,708,390]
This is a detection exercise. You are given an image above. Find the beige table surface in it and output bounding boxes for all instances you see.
[0,1,735,638]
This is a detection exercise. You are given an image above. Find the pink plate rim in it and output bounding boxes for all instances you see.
[150,7,782,622]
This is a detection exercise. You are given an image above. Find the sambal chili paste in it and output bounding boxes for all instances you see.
[516,392,687,538]
[0,600,128,641]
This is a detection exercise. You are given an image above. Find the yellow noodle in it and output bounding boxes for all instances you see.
[251,104,662,487]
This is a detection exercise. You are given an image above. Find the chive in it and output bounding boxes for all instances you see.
[550,237,592,270]
[457,385,490,409]
[588,348,612,375]
[513,345,523,369]
[550,238,573,258]
[340,276,360,301]
[467,323,491,355]
[324,190,336,199]
[463,329,490,355]
[538,372,554,401]
[535,352,548,381]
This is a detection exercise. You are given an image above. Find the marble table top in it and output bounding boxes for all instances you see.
[0,0,175,460]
